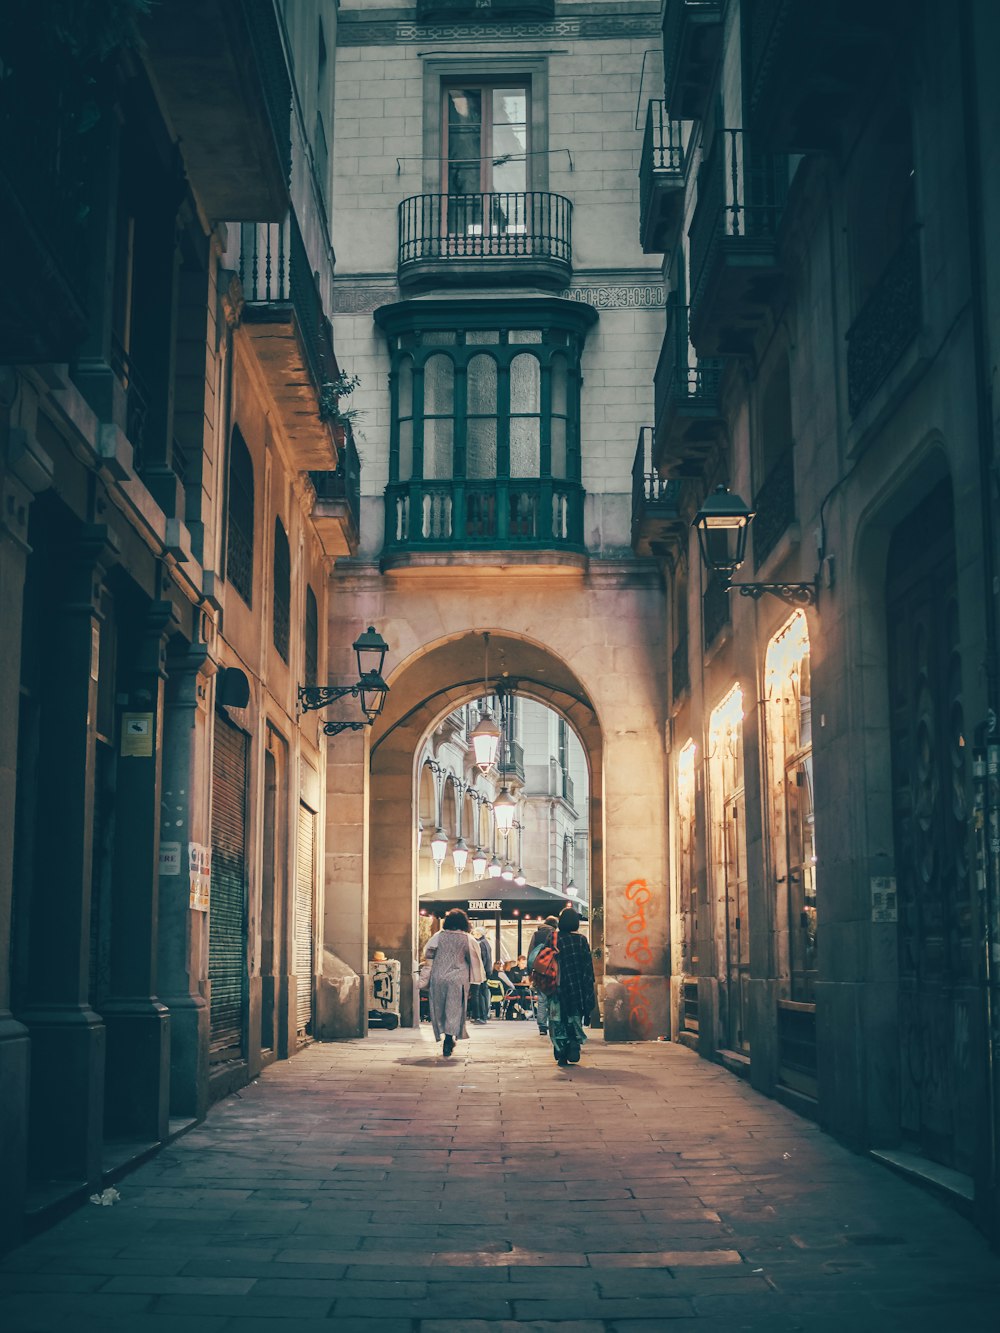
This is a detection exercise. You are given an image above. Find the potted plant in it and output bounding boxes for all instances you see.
[319,370,362,443]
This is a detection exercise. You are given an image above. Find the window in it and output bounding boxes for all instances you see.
[226,427,254,606]
[444,84,528,195]
[304,586,319,686]
[272,519,290,661]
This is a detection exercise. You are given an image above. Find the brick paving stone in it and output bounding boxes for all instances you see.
[2,1024,1000,1332]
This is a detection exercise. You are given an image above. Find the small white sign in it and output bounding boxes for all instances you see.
[159,842,181,876]
[871,876,897,923]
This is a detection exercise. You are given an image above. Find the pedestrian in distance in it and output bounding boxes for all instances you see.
[423,908,484,1057]
[548,906,595,1067]
[471,926,493,1023]
[527,914,559,1036]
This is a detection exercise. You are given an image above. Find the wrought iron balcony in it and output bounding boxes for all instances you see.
[383,478,585,561]
[504,738,527,786]
[748,0,905,152]
[309,429,361,558]
[689,128,788,356]
[662,0,724,121]
[631,427,684,557]
[639,102,685,254]
[654,295,726,475]
[846,230,921,419]
[417,0,553,17]
[752,447,796,568]
[237,211,339,471]
[397,192,572,290]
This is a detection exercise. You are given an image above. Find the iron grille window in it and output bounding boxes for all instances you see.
[272,519,290,662]
[304,586,319,686]
[226,428,254,606]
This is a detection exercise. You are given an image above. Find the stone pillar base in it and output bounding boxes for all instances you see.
[22,1005,105,1184]
[161,992,209,1121]
[316,951,365,1039]
[100,999,170,1142]
[603,975,671,1041]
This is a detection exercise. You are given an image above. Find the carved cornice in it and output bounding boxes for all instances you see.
[337,10,660,44]
[332,275,664,315]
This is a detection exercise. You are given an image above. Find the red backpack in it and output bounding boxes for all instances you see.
[530,930,560,996]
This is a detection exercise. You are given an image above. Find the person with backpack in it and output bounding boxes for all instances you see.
[527,915,559,1035]
[545,907,595,1067]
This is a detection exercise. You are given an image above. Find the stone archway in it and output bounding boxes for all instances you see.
[366,632,605,1027]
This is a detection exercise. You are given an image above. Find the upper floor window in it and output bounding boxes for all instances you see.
[304,586,319,686]
[226,427,254,606]
[444,84,528,196]
[388,327,578,487]
[272,519,290,662]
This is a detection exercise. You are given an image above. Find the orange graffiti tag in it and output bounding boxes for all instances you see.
[623,877,654,966]
[620,974,653,1035]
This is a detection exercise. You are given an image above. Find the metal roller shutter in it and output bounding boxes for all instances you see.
[295,804,315,1036]
[210,717,248,1059]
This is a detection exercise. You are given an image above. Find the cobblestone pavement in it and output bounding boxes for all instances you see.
[2,1022,999,1332]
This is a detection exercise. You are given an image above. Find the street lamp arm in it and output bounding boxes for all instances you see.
[732,580,817,607]
[298,682,363,712]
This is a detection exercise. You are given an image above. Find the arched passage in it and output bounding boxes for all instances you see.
[366,632,605,1027]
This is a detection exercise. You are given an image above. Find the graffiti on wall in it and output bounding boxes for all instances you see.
[623,877,654,966]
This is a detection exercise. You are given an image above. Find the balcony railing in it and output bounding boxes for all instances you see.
[238,212,335,395]
[631,426,683,555]
[702,573,730,647]
[310,428,361,537]
[653,296,726,472]
[689,128,788,354]
[383,478,584,556]
[846,230,921,418]
[504,739,526,786]
[663,0,724,121]
[639,101,685,253]
[752,447,795,568]
[398,192,572,288]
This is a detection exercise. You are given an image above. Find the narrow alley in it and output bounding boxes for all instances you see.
[2,1024,998,1332]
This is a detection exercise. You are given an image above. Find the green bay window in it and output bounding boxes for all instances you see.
[374,299,596,556]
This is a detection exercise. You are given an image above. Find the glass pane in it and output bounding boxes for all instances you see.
[508,330,542,344]
[510,418,540,478]
[423,354,454,415]
[397,357,413,416]
[510,353,540,412]
[421,331,457,346]
[398,420,413,482]
[467,355,497,414]
[448,88,482,196]
[551,355,567,414]
[423,418,454,480]
[550,417,567,478]
[466,330,500,344]
[466,419,497,479]
[492,89,527,193]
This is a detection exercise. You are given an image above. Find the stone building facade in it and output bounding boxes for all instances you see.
[629,0,1000,1241]
[0,0,354,1248]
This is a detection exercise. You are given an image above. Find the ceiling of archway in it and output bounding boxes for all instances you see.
[371,631,597,760]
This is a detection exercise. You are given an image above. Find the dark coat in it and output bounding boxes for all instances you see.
[557,930,595,1019]
[477,933,493,976]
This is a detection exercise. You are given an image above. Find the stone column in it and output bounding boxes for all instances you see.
[21,524,117,1184]
[101,598,177,1142]
[157,640,214,1120]
[0,424,52,1248]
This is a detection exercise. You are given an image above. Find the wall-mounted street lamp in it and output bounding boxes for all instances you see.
[430,827,448,866]
[451,836,469,876]
[298,626,390,735]
[693,485,819,608]
[472,846,488,878]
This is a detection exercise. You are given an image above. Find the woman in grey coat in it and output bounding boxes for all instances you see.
[424,908,479,1056]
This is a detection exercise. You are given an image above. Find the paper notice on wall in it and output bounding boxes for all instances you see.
[121,713,153,757]
[159,842,182,876]
[871,876,897,923]
[189,842,211,912]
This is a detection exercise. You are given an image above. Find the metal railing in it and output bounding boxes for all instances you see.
[639,101,685,248]
[417,0,554,15]
[239,0,292,188]
[846,230,921,418]
[398,192,572,268]
[663,0,724,115]
[310,429,361,535]
[689,128,787,318]
[752,447,795,568]
[654,297,726,430]
[238,211,335,395]
[383,477,584,553]
[631,426,682,544]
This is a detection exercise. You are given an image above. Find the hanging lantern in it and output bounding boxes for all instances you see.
[469,710,501,773]
[501,861,514,881]
[492,786,517,836]
[514,866,526,887]
[471,846,488,878]
[487,855,502,879]
[430,827,448,865]
[451,836,469,876]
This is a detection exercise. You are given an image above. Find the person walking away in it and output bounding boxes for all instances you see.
[471,926,493,1023]
[423,908,482,1056]
[527,915,559,1035]
[549,907,595,1067]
